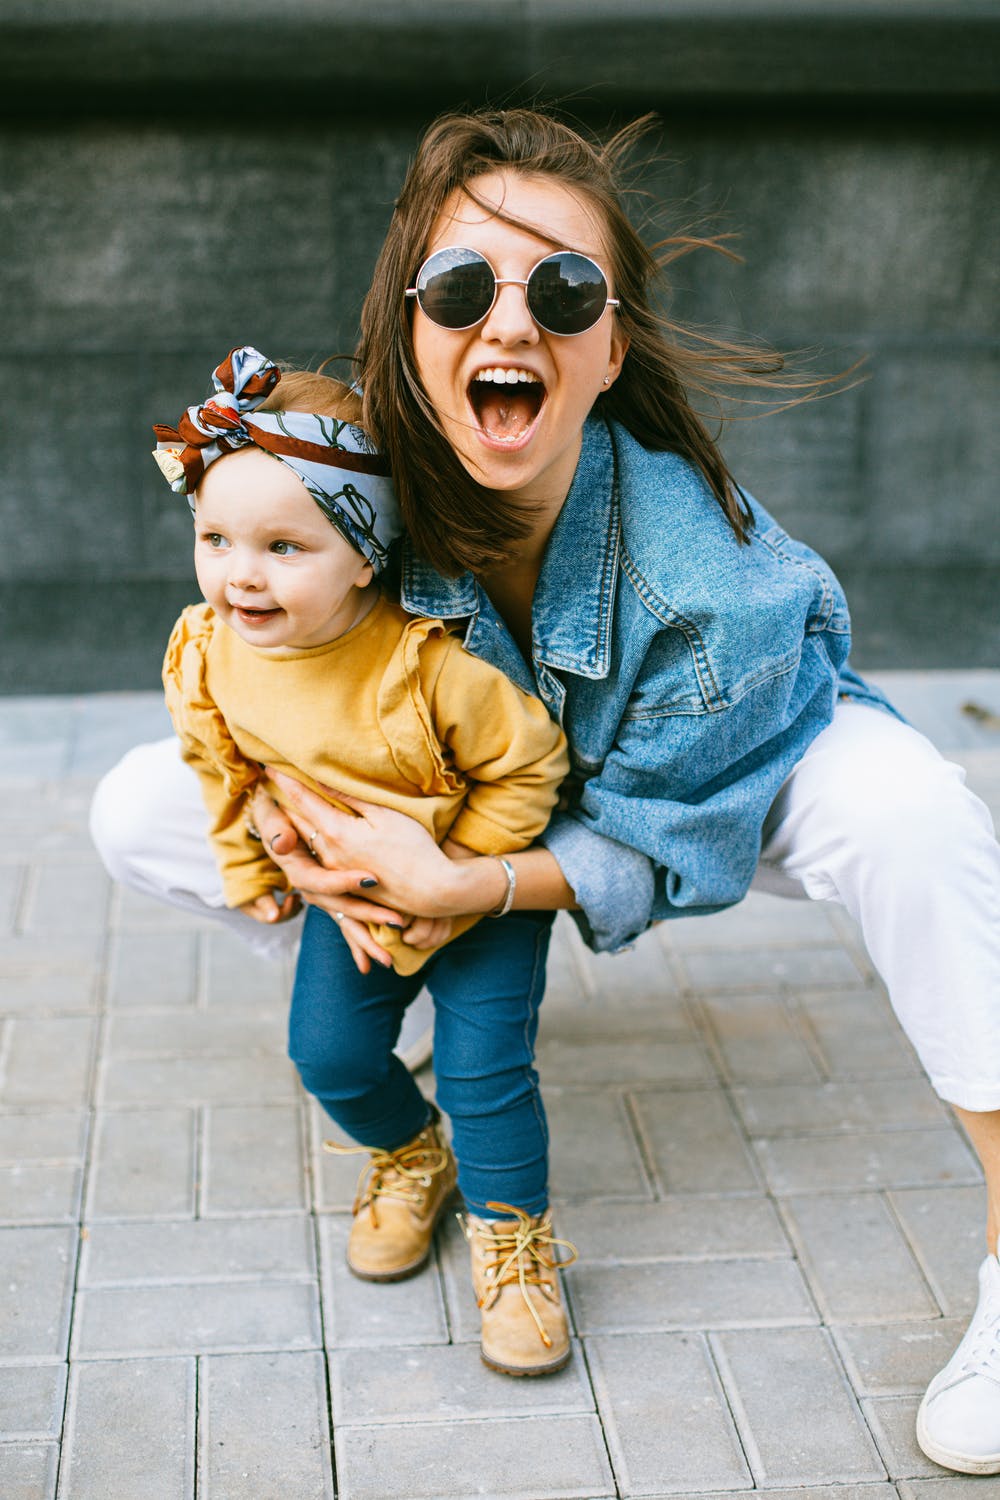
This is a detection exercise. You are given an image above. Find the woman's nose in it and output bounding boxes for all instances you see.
[479,280,539,347]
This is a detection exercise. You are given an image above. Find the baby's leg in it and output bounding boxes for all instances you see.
[291,905,451,1280]
[289,905,428,1145]
[427,911,572,1374]
[428,910,554,1216]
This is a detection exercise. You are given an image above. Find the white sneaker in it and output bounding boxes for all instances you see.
[394,988,434,1072]
[917,1254,1000,1473]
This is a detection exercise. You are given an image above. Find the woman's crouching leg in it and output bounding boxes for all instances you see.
[758,700,1000,1111]
[89,736,299,959]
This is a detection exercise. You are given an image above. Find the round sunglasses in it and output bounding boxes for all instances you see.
[406,246,620,337]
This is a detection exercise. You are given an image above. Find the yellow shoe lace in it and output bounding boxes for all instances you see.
[323,1128,451,1229]
[463,1202,578,1349]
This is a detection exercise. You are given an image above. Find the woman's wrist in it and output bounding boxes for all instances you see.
[439,851,512,918]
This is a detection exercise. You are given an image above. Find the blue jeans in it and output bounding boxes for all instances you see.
[289,906,554,1217]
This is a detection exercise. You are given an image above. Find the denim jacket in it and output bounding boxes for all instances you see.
[400,415,894,952]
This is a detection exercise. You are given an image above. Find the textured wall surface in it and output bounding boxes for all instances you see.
[1,4,997,692]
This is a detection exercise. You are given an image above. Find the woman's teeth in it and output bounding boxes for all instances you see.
[474,368,541,385]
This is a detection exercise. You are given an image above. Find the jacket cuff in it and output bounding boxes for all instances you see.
[539,814,655,953]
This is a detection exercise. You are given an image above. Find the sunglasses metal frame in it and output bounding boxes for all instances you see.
[405,246,620,336]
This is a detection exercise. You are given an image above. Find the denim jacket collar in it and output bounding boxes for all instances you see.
[400,415,619,686]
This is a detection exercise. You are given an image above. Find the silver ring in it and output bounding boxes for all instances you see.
[308,828,319,858]
[334,911,345,923]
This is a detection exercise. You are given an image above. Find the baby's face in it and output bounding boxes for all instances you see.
[193,448,375,651]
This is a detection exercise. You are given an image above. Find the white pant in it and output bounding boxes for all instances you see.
[90,702,1000,1110]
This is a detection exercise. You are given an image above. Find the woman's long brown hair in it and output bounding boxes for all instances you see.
[358,107,850,576]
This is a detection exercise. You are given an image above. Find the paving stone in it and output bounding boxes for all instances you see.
[330,1340,594,1424]
[664,891,842,949]
[0,863,23,931]
[888,1185,987,1316]
[98,1052,299,1107]
[574,926,682,1003]
[900,1482,1000,1500]
[797,990,923,1077]
[0,967,99,1015]
[334,1413,615,1500]
[0,1112,87,1165]
[586,1330,751,1495]
[631,1089,760,1195]
[755,1128,981,1195]
[567,1257,817,1336]
[202,929,293,1008]
[318,1215,448,1348]
[1,1018,96,1107]
[733,1078,947,1136]
[20,862,110,936]
[72,1281,322,1357]
[201,1104,306,1214]
[698,993,823,1083]
[0,1226,77,1357]
[546,1090,652,1200]
[536,1035,713,1089]
[676,944,867,992]
[0,1443,59,1500]
[861,1394,938,1479]
[713,1326,886,1483]
[85,1107,196,1219]
[59,1357,195,1499]
[114,884,213,932]
[0,1163,82,1224]
[78,1216,315,1286]
[106,931,199,1008]
[198,1351,333,1500]
[106,1008,287,1058]
[0,1364,67,1438]
[782,1194,940,1322]
[558,1197,790,1263]
[833,1319,965,1397]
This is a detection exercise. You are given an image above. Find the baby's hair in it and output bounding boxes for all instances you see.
[258,367,363,425]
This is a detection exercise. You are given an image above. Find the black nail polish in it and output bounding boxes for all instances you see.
[359,878,378,889]
[387,922,405,931]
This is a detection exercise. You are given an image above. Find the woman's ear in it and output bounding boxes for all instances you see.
[357,560,376,588]
[605,326,630,389]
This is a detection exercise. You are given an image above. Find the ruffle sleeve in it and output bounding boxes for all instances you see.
[162,604,261,800]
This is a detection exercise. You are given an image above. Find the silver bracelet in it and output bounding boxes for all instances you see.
[488,856,517,918]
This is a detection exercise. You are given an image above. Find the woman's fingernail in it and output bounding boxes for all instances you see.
[387,922,405,931]
[359,877,378,889]
[378,956,393,968]
[269,835,282,851]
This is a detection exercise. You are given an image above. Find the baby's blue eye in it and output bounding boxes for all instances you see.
[270,540,301,556]
[206,533,228,549]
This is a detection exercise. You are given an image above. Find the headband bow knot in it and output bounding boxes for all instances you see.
[153,347,400,574]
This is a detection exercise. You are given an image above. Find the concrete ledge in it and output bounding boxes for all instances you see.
[2,1,998,112]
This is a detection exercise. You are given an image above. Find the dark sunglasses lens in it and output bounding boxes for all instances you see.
[416,248,494,330]
[528,253,609,334]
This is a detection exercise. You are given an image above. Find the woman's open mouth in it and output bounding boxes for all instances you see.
[468,367,545,447]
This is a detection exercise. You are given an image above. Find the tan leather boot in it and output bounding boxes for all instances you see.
[463,1202,577,1376]
[324,1108,457,1281]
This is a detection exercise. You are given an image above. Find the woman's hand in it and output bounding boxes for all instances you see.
[261,768,465,918]
[248,781,409,930]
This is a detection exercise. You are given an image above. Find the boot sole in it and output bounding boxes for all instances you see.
[480,1345,572,1378]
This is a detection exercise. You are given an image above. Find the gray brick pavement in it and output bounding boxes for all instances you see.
[1,677,999,1498]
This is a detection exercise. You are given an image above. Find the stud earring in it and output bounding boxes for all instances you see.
[603,376,610,386]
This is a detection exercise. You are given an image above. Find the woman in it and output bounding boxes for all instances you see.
[92,107,1000,1471]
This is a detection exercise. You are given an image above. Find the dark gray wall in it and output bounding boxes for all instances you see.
[2,3,998,693]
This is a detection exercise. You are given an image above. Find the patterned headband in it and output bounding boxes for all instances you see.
[152,346,400,574]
